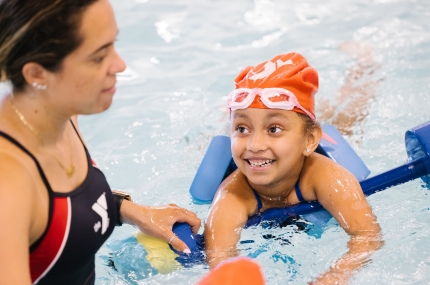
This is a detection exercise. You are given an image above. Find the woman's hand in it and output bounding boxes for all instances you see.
[119,200,201,253]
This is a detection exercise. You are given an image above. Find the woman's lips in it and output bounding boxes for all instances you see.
[102,85,116,94]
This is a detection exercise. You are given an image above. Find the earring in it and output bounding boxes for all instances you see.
[306,148,310,153]
[32,82,47,90]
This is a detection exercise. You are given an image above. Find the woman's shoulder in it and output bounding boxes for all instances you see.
[0,139,39,196]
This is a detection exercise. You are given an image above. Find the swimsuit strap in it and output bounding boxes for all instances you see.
[252,176,304,212]
[0,131,53,192]
[295,178,304,202]
[251,188,263,212]
[69,119,88,151]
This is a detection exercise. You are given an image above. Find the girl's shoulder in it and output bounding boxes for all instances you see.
[214,169,258,215]
[304,152,349,175]
[301,152,359,199]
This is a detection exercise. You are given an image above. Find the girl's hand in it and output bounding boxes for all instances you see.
[309,271,347,285]
[119,200,201,253]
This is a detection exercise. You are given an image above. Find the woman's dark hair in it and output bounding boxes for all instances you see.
[0,0,99,91]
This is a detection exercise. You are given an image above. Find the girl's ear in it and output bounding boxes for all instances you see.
[303,126,322,156]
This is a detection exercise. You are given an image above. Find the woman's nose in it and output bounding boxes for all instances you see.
[110,49,126,75]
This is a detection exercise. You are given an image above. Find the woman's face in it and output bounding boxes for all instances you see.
[46,0,126,115]
[230,108,308,190]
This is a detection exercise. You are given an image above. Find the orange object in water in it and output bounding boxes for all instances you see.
[197,257,266,285]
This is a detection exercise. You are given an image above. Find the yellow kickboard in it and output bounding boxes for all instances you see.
[135,231,183,274]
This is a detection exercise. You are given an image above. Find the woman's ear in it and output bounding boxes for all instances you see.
[21,62,48,89]
[303,126,322,156]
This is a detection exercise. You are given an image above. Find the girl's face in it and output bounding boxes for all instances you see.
[230,108,309,190]
[45,0,126,116]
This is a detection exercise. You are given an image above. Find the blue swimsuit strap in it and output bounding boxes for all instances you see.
[252,178,304,213]
[251,188,263,212]
[295,179,304,202]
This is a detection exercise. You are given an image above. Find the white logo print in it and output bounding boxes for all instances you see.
[249,59,293,81]
[92,193,109,234]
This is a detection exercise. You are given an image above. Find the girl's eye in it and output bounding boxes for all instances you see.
[268,126,282,133]
[236,126,249,133]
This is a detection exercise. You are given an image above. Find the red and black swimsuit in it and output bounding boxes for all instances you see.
[0,124,116,285]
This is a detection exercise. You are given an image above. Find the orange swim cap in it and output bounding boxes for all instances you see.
[233,52,318,119]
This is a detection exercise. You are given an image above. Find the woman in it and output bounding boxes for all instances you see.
[0,0,200,284]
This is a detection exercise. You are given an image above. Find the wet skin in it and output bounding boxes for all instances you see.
[204,108,382,284]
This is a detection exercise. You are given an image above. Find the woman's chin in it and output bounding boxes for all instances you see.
[79,100,113,115]
[95,96,114,113]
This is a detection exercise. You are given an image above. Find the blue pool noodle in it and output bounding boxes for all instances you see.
[169,223,204,266]
[177,121,430,256]
[189,135,235,203]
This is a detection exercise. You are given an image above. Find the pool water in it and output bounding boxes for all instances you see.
[10,0,429,284]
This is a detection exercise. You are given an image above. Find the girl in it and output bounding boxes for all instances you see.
[204,52,382,284]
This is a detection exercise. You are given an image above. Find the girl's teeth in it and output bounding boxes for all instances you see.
[249,159,274,167]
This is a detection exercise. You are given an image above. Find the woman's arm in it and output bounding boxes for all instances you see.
[310,156,383,284]
[71,116,201,253]
[0,151,38,285]
[204,170,254,269]
[71,116,202,253]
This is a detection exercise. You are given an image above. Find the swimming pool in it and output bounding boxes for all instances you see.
[54,0,430,284]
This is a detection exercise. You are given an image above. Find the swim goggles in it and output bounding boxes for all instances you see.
[227,88,316,121]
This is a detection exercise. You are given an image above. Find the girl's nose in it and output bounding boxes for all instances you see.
[247,131,267,153]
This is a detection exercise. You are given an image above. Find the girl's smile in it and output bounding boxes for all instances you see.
[244,157,276,173]
[246,158,276,168]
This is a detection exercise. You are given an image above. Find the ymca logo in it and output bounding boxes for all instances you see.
[92,193,109,234]
[249,59,293,81]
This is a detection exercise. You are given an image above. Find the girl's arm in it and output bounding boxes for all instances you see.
[204,170,255,269]
[310,156,383,284]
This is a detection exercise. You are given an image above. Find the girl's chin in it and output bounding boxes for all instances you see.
[246,175,276,188]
